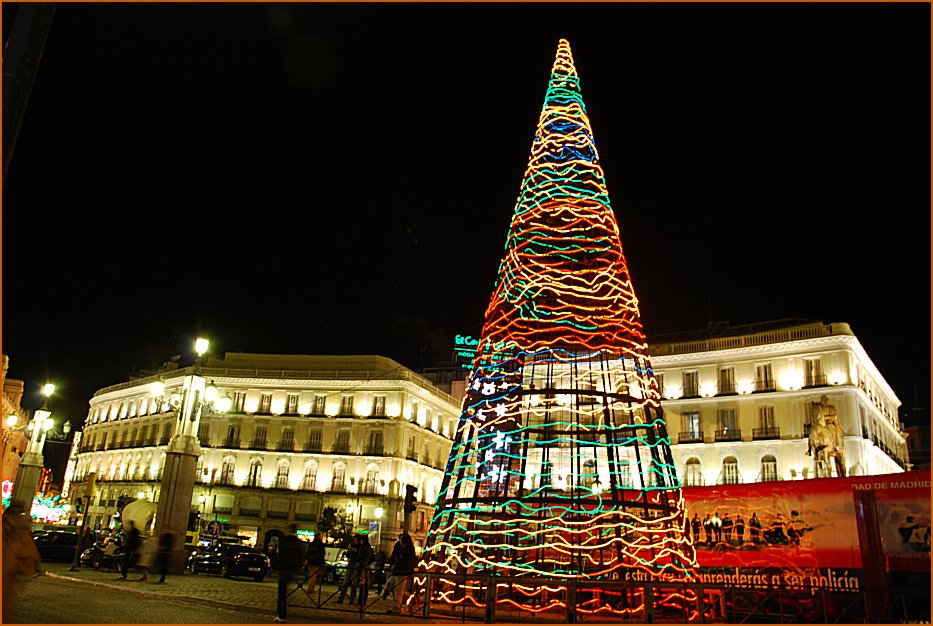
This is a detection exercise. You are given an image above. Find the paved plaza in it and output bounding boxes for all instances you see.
[32,564,441,624]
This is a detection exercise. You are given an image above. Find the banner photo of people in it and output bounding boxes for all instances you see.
[679,470,930,594]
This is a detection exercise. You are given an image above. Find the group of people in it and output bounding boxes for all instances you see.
[689,510,812,547]
[274,526,418,624]
[113,520,175,583]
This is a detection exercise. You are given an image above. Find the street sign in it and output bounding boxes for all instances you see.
[207,520,224,536]
[368,520,381,547]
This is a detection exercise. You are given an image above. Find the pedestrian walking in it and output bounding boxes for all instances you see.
[305,533,326,596]
[384,533,417,615]
[134,536,157,581]
[120,521,141,579]
[275,525,308,623]
[2,505,41,623]
[156,531,175,583]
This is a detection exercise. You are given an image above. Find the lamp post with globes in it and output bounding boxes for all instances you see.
[150,337,226,574]
[9,383,71,510]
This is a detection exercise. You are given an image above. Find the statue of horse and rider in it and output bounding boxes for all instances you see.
[807,395,846,477]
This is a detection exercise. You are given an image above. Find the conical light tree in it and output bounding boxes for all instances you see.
[413,39,699,618]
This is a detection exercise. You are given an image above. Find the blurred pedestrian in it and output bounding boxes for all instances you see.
[336,535,362,604]
[134,535,157,581]
[275,524,308,623]
[384,533,417,615]
[156,530,175,583]
[120,520,141,579]
[305,533,326,596]
[2,504,41,622]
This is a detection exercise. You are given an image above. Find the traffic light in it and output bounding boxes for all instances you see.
[403,485,417,514]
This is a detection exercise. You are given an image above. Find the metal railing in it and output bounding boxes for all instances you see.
[752,426,781,440]
[679,431,704,444]
[714,428,742,442]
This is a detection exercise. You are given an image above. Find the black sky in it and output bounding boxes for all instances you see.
[3,3,930,479]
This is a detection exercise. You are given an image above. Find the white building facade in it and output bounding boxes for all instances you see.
[67,354,459,553]
[650,319,908,486]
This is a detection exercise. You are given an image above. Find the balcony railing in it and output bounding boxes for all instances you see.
[267,510,288,520]
[803,374,828,388]
[303,443,323,453]
[681,386,700,399]
[329,481,347,493]
[248,440,268,451]
[753,379,776,393]
[331,445,350,454]
[752,426,781,440]
[222,438,240,449]
[359,480,379,495]
[678,431,704,444]
[276,441,294,452]
[714,428,742,442]
[682,475,705,487]
[365,446,384,456]
[239,508,260,518]
[717,383,737,396]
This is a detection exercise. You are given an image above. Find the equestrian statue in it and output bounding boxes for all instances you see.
[807,395,847,477]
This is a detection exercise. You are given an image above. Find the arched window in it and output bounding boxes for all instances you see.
[219,457,236,485]
[330,463,347,492]
[759,455,778,482]
[720,456,740,485]
[684,457,703,487]
[302,461,318,491]
[274,460,290,489]
[247,459,263,487]
[362,465,380,494]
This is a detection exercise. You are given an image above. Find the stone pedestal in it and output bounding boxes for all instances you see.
[154,435,199,574]
[10,453,43,511]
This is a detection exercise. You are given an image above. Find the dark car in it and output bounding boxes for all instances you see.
[189,544,271,581]
[34,530,80,562]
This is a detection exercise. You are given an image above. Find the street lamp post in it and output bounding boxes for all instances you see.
[151,337,224,574]
[9,384,71,511]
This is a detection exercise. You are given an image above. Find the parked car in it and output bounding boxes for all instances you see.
[33,530,80,562]
[189,544,271,581]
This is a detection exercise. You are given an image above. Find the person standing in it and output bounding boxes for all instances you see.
[690,514,701,543]
[384,533,417,615]
[710,512,723,544]
[722,514,734,542]
[748,512,762,543]
[735,514,746,544]
[120,521,141,580]
[702,514,712,545]
[275,525,308,623]
[305,533,326,596]
[156,531,175,583]
[336,535,362,604]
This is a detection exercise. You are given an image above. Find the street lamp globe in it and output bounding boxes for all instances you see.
[195,337,209,357]
[6,415,17,427]
[375,507,384,518]
[41,383,55,397]
[204,381,218,403]
[42,417,55,432]
[150,380,165,399]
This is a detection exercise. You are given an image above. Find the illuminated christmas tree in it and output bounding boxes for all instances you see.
[413,39,700,619]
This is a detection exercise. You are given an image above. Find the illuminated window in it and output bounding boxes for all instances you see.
[372,396,386,417]
[340,396,354,416]
[313,396,326,416]
[655,373,665,397]
[234,392,246,413]
[219,458,236,485]
[258,394,272,414]
[331,465,346,492]
[759,455,778,482]
[755,364,774,392]
[306,430,322,452]
[682,371,699,398]
[285,394,299,416]
[279,427,295,451]
[721,457,741,485]
[682,411,702,440]
[803,358,824,388]
[274,462,290,489]
[333,430,350,454]
[717,368,736,395]
[247,460,262,487]
[684,458,703,486]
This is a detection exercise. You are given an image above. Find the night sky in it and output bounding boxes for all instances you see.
[3,3,929,480]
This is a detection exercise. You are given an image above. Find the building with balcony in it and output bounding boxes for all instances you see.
[66,354,460,553]
[2,355,30,484]
[650,319,909,486]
